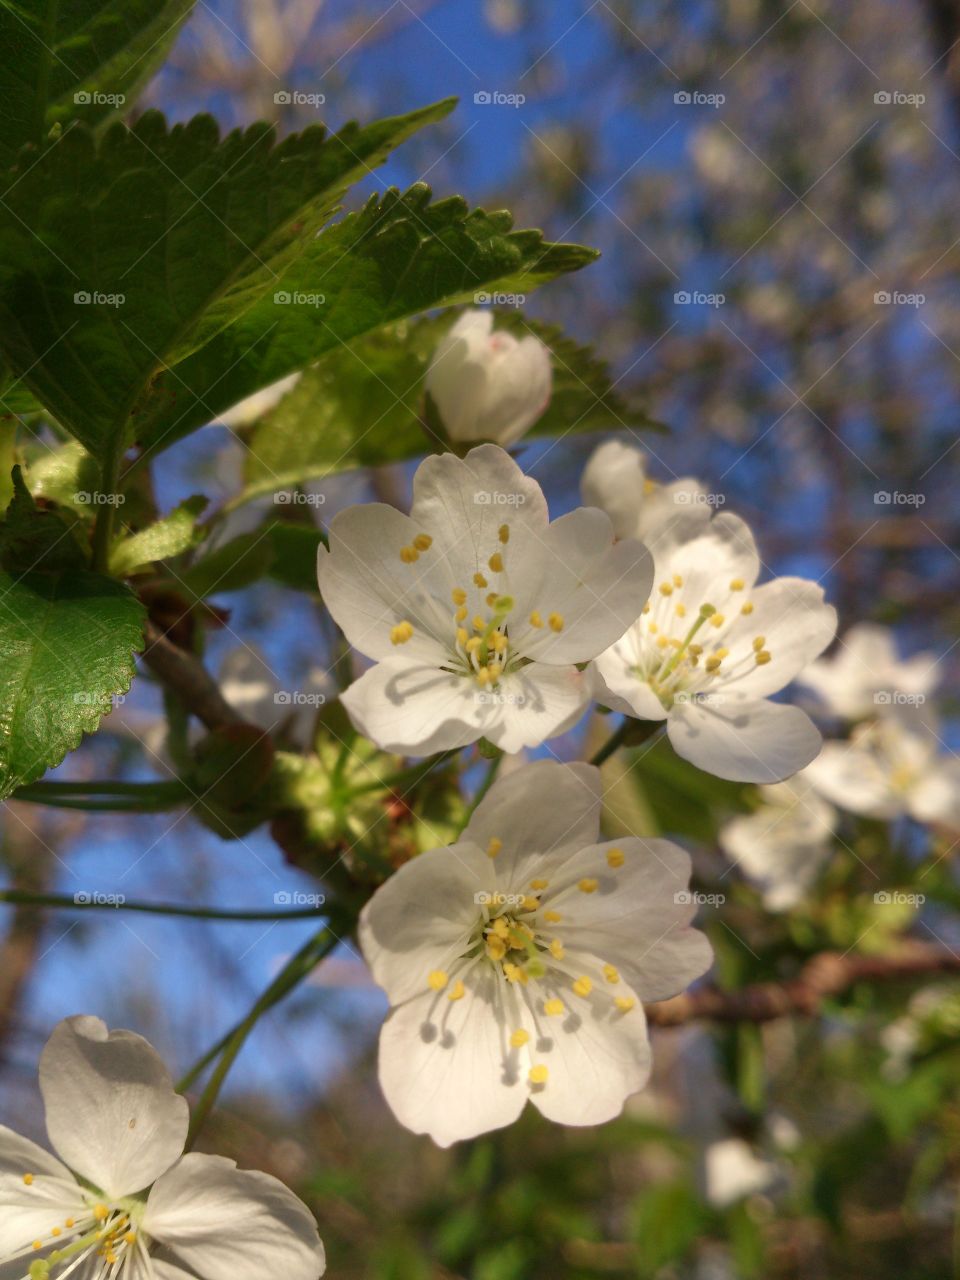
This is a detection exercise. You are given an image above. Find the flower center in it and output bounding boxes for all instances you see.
[14,1180,146,1280]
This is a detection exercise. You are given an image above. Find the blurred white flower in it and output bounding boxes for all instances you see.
[0,1016,325,1280]
[215,372,301,428]
[796,622,938,720]
[317,444,652,754]
[719,776,836,911]
[581,439,708,541]
[803,707,960,826]
[219,646,330,745]
[425,310,552,446]
[703,1138,778,1208]
[591,510,836,782]
[359,760,712,1146]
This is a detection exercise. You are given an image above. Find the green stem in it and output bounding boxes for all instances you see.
[91,446,122,573]
[15,778,189,798]
[464,752,503,823]
[12,788,186,813]
[590,722,631,767]
[351,748,459,796]
[0,890,332,922]
[179,914,350,1143]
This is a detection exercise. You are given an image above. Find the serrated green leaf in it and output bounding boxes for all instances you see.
[238,310,649,496]
[0,101,455,456]
[0,466,87,572]
[134,184,601,451]
[0,0,195,167]
[109,494,207,576]
[0,570,145,798]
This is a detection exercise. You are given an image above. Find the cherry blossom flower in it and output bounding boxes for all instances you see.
[358,760,712,1146]
[581,439,709,541]
[590,509,837,782]
[317,444,653,754]
[0,1017,325,1280]
[425,310,552,446]
[719,776,837,911]
[795,622,938,720]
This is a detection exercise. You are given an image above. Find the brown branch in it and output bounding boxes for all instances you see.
[140,620,248,732]
[645,943,960,1026]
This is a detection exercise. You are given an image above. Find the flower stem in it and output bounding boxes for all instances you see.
[590,721,631,767]
[0,890,333,921]
[12,778,190,812]
[91,445,122,573]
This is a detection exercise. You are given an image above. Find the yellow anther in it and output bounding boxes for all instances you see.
[452,587,467,605]
[105,1255,118,1266]
[488,552,504,573]
[65,1219,75,1228]
[730,578,745,591]
[530,878,549,890]
[572,976,593,998]
[648,622,658,635]
[675,603,687,618]
[603,964,620,984]
[689,643,703,656]
[476,668,491,687]
[427,970,449,991]
[456,627,469,647]
[521,895,539,911]
[455,607,468,625]
[614,996,636,1012]
[390,621,414,645]
[544,998,565,1016]
[673,573,684,587]
[465,635,483,653]
[709,613,725,628]
[715,647,730,660]
[529,611,543,628]
[642,601,651,614]
[487,837,503,858]
[549,938,565,960]
[472,615,485,632]
[491,917,510,938]
[659,582,673,596]
[399,545,418,563]
[529,1064,549,1085]
[22,1173,33,1185]
[94,1205,109,1222]
[503,962,527,984]
[473,572,488,588]
[705,655,722,673]
[485,934,507,962]
[33,1241,43,1252]
[656,635,670,649]
[752,635,766,652]
[413,533,433,552]
[741,601,754,615]
[543,909,562,923]
[51,1227,61,1238]
[486,592,499,607]
[606,848,625,868]
[448,980,466,1001]
[123,1232,136,1245]
[755,650,772,665]
[490,632,508,653]
[510,1028,529,1048]
[578,878,598,894]
[499,524,510,543]
[548,613,564,632]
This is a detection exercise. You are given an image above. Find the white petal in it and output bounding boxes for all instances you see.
[339,658,487,755]
[377,967,529,1146]
[667,697,823,783]
[359,842,491,1005]
[645,510,759,602]
[39,1016,188,1199]
[481,665,590,753]
[0,1130,86,1258]
[717,578,837,698]
[581,440,708,541]
[0,1126,72,1182]
[508,510,653,663]
[144,1152,324,1280]
[591,641,670,721]
[462,760,602,885]
[541,840,713,1001]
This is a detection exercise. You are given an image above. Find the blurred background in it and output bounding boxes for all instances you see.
[2,2,960,1276]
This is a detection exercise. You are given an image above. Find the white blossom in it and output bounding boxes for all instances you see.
[795,622,938,720]
[317,444,653,754]
[591,509,837,782]
[358,760,712,1146]
[581,439,709,541]
[425,310,552,446]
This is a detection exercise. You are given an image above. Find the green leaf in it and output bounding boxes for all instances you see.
[134,185,601,452]
[0,0,195,167]
[0,466,87,572]
[239,310,649,496]
[178,529,276,599]
[0,570,145,799]
[109,495,207,576]
[0,101,455,457]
